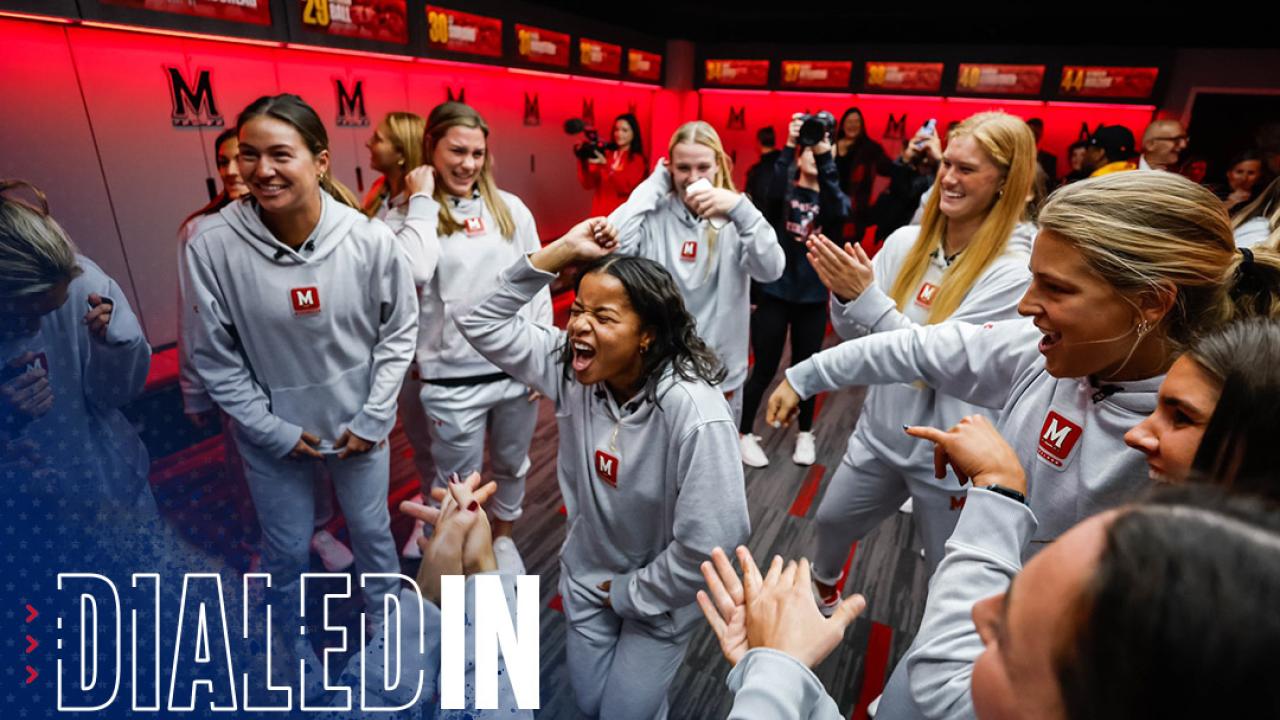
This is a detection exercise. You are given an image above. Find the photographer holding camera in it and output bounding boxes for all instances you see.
[575,113,648,216]
[738,112,850,468]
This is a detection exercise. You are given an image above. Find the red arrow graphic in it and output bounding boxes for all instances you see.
[26,635,38,653]
[25,604,38,622]
[25,666,37,685]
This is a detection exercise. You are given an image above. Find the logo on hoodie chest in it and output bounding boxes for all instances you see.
[680,240,698,261]
[594,450,619,487]
[915,282,938,308]
[1036,410,1083,469]
[463,217,486,236]
[290,286,321,315]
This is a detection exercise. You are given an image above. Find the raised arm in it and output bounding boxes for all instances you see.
[781,318,1042,413]
[76,258,151,411]
[456,218,616,403]
[608,162,671,255]
[393,165,442,286]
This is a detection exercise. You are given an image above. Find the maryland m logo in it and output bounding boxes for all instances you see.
[335,79,369,128]
[166,67,223,128]
[884,113,908,141]
[581,97,595,126]
[726,106,746,131]
[446,86,466,104]
[523,92,540,126]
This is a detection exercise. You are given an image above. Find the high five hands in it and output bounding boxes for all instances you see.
[698,545,866,669]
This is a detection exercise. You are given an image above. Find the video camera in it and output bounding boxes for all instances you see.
[564,118,618,160]
[796,111,836,147]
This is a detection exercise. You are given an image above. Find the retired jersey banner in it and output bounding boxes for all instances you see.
[1059,66,1159,99]
[300,0,407,44]
[100,0,272,25]
[863,61,944,93]
[628,48,662,82]
[956,63,1045,95]
[515,24,570,68]
[425,4,503,57]
[704,59,770,87]
[780,60,852,89]
[579,37,622,75]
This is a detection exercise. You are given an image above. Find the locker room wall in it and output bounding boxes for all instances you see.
[696,91,1157,191]
[0,17,657,348]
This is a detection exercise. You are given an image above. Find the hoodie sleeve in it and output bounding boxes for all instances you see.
[347,228,418,444]
[392,192,442,287]
[183,239,303,457]
[609,410,750,620]
[831,227,1030,340]
[784,318,1042,410]
[455,255,568,404]
[725,649,844,720]
[608,162,671,256]
[906,489,1036,720]
[176,223,213,415]
[727,195,785,283]
[77,259,151,412]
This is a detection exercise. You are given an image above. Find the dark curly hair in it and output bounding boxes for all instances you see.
[559,255,726,405]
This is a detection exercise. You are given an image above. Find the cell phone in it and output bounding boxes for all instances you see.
[686,177,714,196]
[912,119,937,151]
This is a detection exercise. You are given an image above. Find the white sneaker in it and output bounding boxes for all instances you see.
[812,579,840,618]
[792,431,816,466]
[310,529,354,572]
[492,536,526,575]
[899,497,914,514]
[401,519,426,560]
[740,434,769,468]
[867,693,882,718]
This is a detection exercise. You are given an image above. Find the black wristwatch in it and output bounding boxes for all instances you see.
[984,484,1027,505]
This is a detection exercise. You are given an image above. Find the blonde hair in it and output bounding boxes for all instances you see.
[1038,171,1280,346]
[362,111,426,218]
[888,112,1038,323]
[1231,175,1280,251]
[424,102,515,239]
[0,180,82,299]
[668,121,737,270]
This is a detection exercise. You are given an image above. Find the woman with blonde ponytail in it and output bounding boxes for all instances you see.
[181,94,418,667]
[397,101,552,572]
[609,120,785,422]
[794,112,1039,605]
[768,169,1280,719]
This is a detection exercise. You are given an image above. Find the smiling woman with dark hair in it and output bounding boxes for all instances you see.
[457,217,749,720]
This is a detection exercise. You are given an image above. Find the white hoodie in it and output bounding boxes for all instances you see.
[411,189,551,381]
[786,318,1158,555]
[609,164,785,391]
[456,256,751,619]
[182,192,418,458]
[829,223,1034,471]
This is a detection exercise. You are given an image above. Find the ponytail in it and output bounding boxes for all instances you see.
[1220,247,1280,323]
[319,172,360,210]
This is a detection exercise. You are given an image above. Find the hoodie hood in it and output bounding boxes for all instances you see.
[219,191,361,265]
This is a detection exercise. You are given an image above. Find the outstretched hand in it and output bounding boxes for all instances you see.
[531,217,618,273]
[806,233,874,303]
[698,545,866,669]
[905,415,1026,494]
[766,379,802,428]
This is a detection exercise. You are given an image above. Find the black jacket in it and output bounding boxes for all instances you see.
[757,148,851,304]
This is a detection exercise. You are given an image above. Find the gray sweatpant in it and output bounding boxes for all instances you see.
[811,433,968,581]
[236,433,401,628]
[560,569,700,720]
[420,378,537,522]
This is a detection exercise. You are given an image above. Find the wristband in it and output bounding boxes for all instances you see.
[984,484,1027,505]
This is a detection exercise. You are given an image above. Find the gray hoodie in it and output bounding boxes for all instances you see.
[786,318,1158,554]
[182,192,418,458]
[609,164,785,391]
[412,190,552,381]
[456,256,751,619]
[829,222,1034,472]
